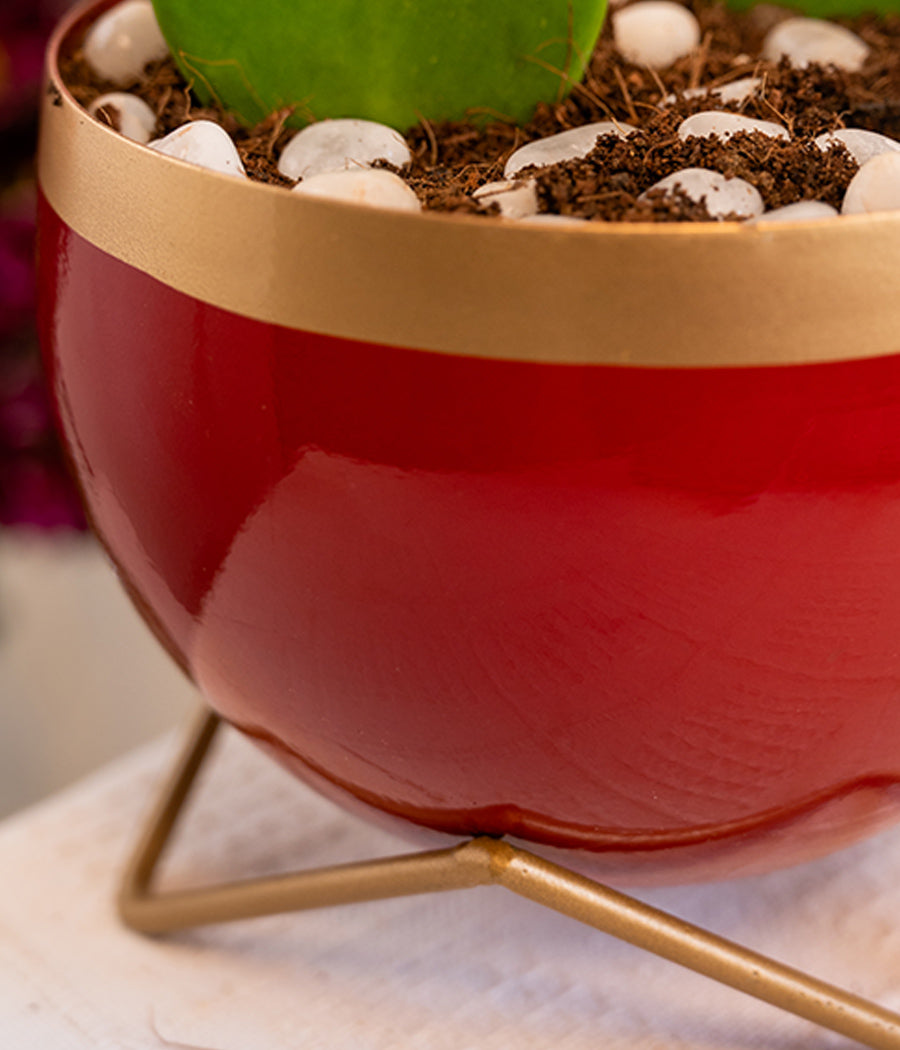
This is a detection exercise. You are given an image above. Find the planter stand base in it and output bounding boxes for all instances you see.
[119,707,900,1050]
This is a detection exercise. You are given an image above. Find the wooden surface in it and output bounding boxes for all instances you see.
[2,721,900,1049]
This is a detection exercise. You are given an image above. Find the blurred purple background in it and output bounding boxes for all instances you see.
[1,0,86,530]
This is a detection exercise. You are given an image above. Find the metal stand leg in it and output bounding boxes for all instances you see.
[120,708,900,1050]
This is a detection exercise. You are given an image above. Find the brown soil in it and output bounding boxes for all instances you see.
[59,0,900,221]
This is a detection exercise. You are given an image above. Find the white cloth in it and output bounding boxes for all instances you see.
[1,722,899,1049]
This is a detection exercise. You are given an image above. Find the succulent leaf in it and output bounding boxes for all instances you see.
[150,0,609,130]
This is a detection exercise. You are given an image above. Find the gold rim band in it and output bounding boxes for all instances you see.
[39,0,900,367]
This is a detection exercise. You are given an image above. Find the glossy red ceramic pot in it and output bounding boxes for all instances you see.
[38,0,900,883]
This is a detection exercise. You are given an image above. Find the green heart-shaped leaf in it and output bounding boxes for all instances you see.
[151,0,608,130]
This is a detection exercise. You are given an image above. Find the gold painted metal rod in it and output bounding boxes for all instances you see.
[493,844,900,1050]
[120,840,496,934]
[118,709,900,1048]
[118,709,498,933]
[120,706,220,897]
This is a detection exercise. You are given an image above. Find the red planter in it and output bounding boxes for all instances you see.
[38,0,900,883]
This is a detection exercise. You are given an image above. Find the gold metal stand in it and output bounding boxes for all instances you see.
[120,709,900,1049]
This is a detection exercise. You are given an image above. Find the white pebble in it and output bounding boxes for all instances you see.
[711,76,764,105]
[504,121,636,178]
[747,200,838,224]
[664,77,762,106]
[292,168,421,211]
[613,1,701,69]
[88,92,157,143]
[815,128,900,167]
[473,179,539,219]
[642,167,764,219]
[149,121,247,178]
[83,0,169,84]
[842,152,900,215]
[678,111,789,142]
[763,17,869,72]
[521,213,588,226]
[277,119,412,181]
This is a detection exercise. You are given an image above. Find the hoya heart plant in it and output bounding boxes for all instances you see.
[150,0,609,130]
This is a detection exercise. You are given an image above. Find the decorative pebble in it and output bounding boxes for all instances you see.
[521,213,588,226]
[504,121,636,178]
[292,168,421,211]
[612,1,701,69]
[842,152,900,215]
[641,168,765,219]
[710,76,763,104]
[667,76,762,105]
[814,128,900,167]
[149,121,247,178]
[83,0,169,85]
[762,17,869,72]
[678,111,790,142]
[747,200,838,224]
[88,92,157,143]
[472,180,539,219]
[277,119,412,182]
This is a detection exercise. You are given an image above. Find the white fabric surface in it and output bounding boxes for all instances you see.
[1,720,899,1049]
